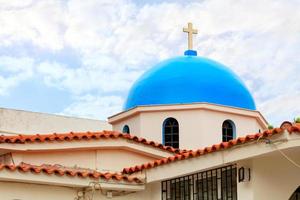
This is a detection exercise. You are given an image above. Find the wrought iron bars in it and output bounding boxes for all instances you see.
[161,165,237,200]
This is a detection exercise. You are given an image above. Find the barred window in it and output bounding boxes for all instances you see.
[163,118,179,148]
[122,125,130,134]
[162,165,237,200]
[222,120,235,142]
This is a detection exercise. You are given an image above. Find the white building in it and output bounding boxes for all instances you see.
[0,107,111,135]
[0,23,299,200]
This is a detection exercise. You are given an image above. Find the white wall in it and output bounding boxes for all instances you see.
[251,151,300,200]
[237,148,300,200]
[112,182,161,200]
[11,148,160,172]
[0,181,161,200]
[2,148,300,200]
[97,149,161,172]
[112,107,264,150]
[0,182,76,200]
[237,160,254,200]
[141,150,300,200]
[113,113,141,136]
[0,107,111,135]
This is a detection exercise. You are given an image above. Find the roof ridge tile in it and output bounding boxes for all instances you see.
[0,131,185,154]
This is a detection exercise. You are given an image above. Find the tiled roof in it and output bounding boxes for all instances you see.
[123,123,300,174]
[0,131,184,154]
[0,162,142,183]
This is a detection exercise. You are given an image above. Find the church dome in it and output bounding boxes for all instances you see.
[124,52,256,111]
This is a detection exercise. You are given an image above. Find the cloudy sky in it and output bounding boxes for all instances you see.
[0,0,299,126]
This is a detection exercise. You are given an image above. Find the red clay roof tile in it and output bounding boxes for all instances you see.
[0,162,142,183]
[0,131,185,154]
[123,123,300,174]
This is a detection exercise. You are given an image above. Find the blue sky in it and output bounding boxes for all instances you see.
[0,0,299,126]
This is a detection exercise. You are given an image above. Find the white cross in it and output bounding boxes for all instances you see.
[183,22,198,50]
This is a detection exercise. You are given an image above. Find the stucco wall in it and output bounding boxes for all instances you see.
[141,151,300,200]
[113,113,141,136]
[97,149,160,172]
[251,151,300,200]
[237,149,300,200]
[2,149,300,200]
[113,108,264,150]
[0,181,161,200]
[0,107,111,135]
[0,182,76,200]
[12,150,96,169]
[12,148,159,172]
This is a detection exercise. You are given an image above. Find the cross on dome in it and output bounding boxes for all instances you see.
[183,22,198,50]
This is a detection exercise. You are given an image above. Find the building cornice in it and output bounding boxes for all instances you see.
[108,103,268,129]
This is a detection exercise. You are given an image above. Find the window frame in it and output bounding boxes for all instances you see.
[163,118,179,148]
[122,125,130,134]
[222,120,236,142]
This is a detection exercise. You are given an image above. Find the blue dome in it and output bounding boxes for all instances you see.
[124,54,256,111]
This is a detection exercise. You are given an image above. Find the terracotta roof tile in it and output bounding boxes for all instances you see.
[123,123,300,174]
[0,131,185,154]
[0,162,142,183]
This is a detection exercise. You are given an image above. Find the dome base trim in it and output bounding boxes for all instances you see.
[184,50,197,56]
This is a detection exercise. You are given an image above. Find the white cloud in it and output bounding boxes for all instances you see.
[0,56,34,95]
[0,0,33,9]
[37,57,142,95]
[259,93,300,126]
[0,0,65,50]
[60,94,123,120]
[0,0,299,123]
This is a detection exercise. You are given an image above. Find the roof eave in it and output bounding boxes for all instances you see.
[141,130,300,183]
[0,170,145,191]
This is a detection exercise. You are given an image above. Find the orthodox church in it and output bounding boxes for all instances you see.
[0,23,299,200]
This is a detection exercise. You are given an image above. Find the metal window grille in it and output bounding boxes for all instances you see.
[122,125,130,134]
[222,121,233,142]
[162,165,237,200]
[164,118,179,148]
[290,186,300,200]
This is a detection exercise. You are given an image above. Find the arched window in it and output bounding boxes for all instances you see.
[122,125,130,134]
[289,186,300,200]
[163,118,179,148]
[222,120,236,142]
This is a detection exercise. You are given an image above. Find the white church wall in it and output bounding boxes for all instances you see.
[115,107,264,150]
[11,148,160,172]
[0,181,160,200]
[0,107,111,135]
[96,149,161,172]
[0,181,76,200]
[197,109,262,145]
[251,150,300,200]
[113,113,141,136]
[111,182,161,200]
[12,150,96,169]
[237,159,254,200]
[140,109,198,149]
[236,148,300,200]
[144,151,300,200]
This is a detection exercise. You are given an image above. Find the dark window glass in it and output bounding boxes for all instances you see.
[222,120,235,142]
[165,135,171,141]
[122,125,130,134]
[163,118,179,148]
[173,134,179,142]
